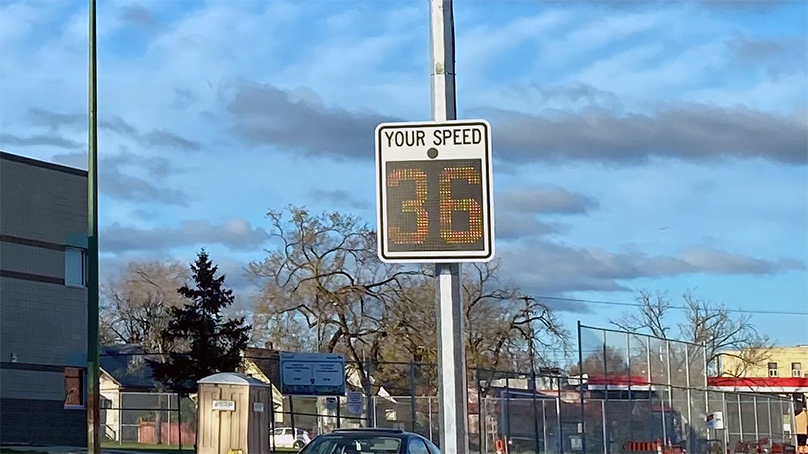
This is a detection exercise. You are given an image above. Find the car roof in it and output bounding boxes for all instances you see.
[323,428,432,440]
[332,428,406,434]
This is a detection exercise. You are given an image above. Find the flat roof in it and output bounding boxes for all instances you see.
[0,150,88,177]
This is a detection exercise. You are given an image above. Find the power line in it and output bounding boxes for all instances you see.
[533,295,808,316]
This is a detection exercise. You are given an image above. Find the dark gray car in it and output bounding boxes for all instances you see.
[298,428,441,454]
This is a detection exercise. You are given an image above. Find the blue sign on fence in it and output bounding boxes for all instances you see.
[279,352,346,396]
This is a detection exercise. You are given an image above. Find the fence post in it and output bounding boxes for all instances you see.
[557,377,563,454]
[290,396,296,438]
[766,397,773,442]
[721,392,729,451]
[601,400,607,454]
[477,370,484,454]
[270,395,277,452]
[177,392,182,451]
[788,398,795,444]
[364,359,373,427]
[531,370,540,454]
[753,396,760,442]
[410,360,417,433]
[627,332,634,443]
[336,395,341,429]
[738,394,744,442]
[505,376,512,453]
[578,321,586,454]
[602,331,610,454]
[542,399,548,454]
[684,341,696,452]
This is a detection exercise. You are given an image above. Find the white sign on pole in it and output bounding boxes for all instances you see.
[212,400,235,411]
[279,352,346,396]
[706,411,724,430]
[346,391,363,415]
[375,120,495,263]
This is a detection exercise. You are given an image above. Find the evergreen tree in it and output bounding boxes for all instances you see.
[148,249,251,394]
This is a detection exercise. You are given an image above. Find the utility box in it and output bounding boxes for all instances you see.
[197,373,271,454]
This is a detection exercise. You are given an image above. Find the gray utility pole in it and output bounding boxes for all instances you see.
[430,1,470,454]
[86,0,101,452]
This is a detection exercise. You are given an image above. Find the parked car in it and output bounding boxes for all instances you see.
[270,427,313,449]
[299,428,441,454]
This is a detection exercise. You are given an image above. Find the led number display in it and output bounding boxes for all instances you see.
[375,120,495,263]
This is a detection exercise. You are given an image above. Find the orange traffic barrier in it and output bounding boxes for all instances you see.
[626,441,658,452]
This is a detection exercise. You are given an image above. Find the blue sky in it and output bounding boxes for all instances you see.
[1,0,806,349]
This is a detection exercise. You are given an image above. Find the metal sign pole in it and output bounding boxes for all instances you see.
[430,1,469,454]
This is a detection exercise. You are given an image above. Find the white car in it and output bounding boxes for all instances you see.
[270,427,312,450]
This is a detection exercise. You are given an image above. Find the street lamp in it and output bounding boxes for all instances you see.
[86,0,101,452]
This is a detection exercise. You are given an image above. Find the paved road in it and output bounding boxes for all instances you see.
[3,446,148,454]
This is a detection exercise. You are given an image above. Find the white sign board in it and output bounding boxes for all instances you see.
[706,411,724,430]
[279,352,346,396]
[346,391,363,415]
[212,400,235,411]
[253,402,264,413]
[375,120,495,263]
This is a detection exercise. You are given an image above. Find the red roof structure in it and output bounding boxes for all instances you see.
[707,377,808,393]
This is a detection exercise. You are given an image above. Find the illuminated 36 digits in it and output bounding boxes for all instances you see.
[387,168,429,244]
[439,166,483,244]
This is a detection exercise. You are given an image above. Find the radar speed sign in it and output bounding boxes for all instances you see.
[375,120,495,263]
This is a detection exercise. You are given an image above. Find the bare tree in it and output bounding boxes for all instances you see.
[381,260,570,395]
[462,261,569,372]
[100,259,190,445]
[249,206,571,395]
[610,289,773,377]
[248,206,417,389]
[100,260,190,354]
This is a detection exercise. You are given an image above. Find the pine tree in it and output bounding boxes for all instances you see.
[148,249,251,394]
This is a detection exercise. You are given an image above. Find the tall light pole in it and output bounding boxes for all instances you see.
[87,0,101,452]
[430,1,470,453]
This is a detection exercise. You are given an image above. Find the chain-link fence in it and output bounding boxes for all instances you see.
[269,366,576,454]
[578,324,796,454]
[99,325,797,454]
[100,391,196,447]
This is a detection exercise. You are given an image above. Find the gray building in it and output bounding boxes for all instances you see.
[0,151,89,445]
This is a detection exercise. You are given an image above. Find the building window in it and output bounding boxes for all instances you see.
[792,362,802,377]
[64,367,84,408]
[768,362,778,377]
[64,247,86,287]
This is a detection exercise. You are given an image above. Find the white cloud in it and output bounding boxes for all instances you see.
[538,9,678,66]
[1,0,804,325]
[459,9,573,72]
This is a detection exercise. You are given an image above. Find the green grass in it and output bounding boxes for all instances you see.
[1,445,297,454]
[99,445,297,454]
[100,442,194,454]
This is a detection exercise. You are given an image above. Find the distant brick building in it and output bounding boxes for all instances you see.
[0,151,89,445]
[714,345,808,446]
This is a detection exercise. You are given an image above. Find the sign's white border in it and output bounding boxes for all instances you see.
[375,119,495,264]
